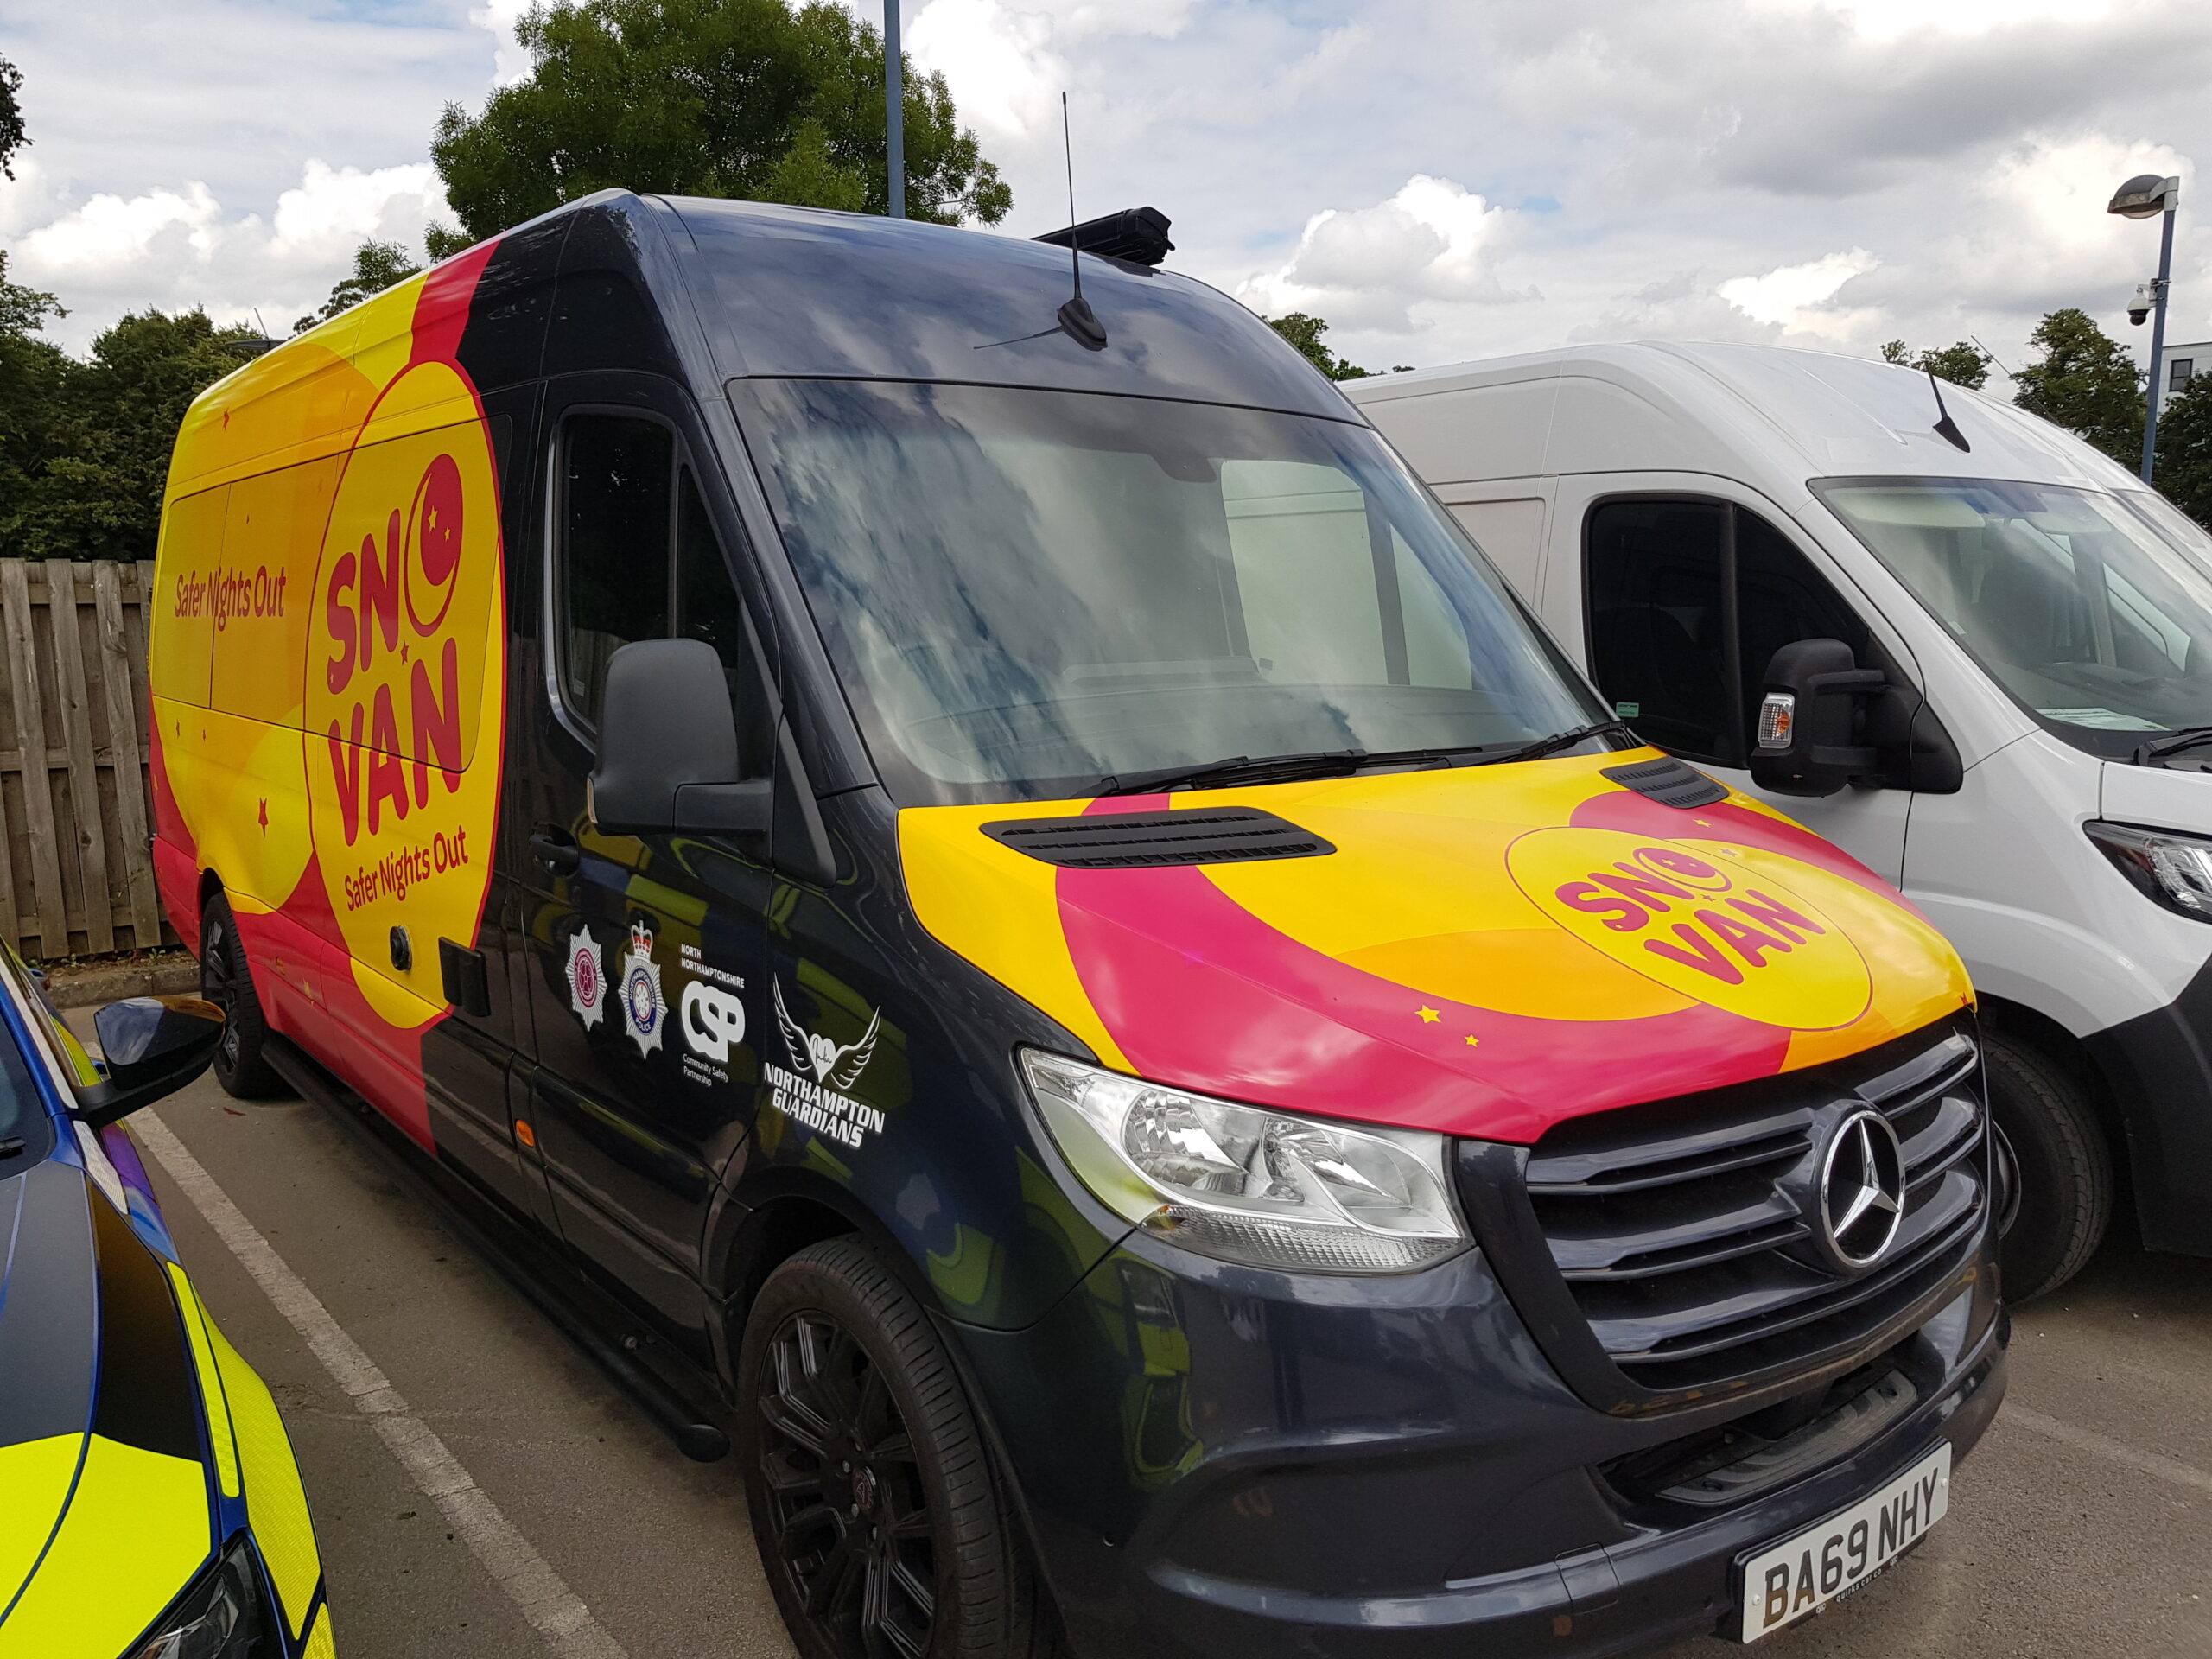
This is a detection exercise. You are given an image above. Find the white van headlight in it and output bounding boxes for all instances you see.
[1020,1050,1468,1273]
[2086,821,2212,921]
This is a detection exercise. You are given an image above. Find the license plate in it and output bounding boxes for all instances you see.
[1736,1443,1949,1642]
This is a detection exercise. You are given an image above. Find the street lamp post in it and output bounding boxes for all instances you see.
[2109,172,2183,485]
[885,0,904,219]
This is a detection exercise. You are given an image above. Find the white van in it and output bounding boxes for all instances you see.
[1350,342,2212,1298]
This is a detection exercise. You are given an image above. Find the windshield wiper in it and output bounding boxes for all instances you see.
[1095,722,1638,797]
[2135,726,2212,766]
[1098,750,1368,796]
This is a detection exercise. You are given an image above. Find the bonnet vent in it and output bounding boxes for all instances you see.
[1600,756,1730,810]
[982,808,1333,869]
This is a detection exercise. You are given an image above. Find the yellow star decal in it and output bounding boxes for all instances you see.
[1417,1007,1440,1024]
[1464,1035,1481,1047]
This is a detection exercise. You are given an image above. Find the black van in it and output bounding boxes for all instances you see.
[155,191,2007,1657]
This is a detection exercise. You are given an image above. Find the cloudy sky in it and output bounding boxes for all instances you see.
[2,0,2207,388]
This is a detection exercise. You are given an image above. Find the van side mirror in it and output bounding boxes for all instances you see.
[1748,639,1887,798]
[588,639,772,841]
[73,995,226,1129]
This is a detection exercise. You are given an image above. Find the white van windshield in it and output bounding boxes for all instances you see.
[1813,476,2212,757]
[746,380,1605,804]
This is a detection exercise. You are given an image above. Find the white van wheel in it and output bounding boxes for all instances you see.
[1984,1032,2111,1301]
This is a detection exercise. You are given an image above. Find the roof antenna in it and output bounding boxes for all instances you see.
[1927,372,1970,452]
[1055,92,1108,352]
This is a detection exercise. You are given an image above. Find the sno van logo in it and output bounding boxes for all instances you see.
[320,452,469,848]
[1508,827,1873,1030]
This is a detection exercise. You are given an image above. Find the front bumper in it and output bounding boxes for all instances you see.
[957,1228,2005,1659]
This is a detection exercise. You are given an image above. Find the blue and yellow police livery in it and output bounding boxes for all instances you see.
[0,947,333,1658]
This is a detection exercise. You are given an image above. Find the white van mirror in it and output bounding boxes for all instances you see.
[588,639,772,841]
[1748,639,1888,798]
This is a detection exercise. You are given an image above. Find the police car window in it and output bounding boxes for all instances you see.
[559,415,674,728]
[675,467,772,778]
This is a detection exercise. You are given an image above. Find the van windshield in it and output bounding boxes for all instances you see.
[744,380,1603,804]
[1813,475,2212,757]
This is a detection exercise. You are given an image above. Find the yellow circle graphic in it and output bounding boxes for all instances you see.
[303,362,504,1027]
[1506,827,1872,1030]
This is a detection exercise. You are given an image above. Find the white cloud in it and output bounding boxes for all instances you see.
[20,181,220,270]
[5,159,450,349]
[1719,246,1879,330]
[471,0,536,86]
[1240,175,1535,334]
[908,0,1065,137]
[270,161,447,257]
[1751,0,2113,39]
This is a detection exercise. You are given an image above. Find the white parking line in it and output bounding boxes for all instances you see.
[134,1109,631,1659]
[2005,1404,2212,1499]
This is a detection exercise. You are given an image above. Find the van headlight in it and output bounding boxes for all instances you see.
[1020,1050,1467,1273]
[2086,821,2212,921]
[130,1537,270,1659]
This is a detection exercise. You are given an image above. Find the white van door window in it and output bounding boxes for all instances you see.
[1586,498,1872,767]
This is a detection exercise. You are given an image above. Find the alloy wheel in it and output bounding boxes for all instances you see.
[202,916,243,1067]
[756,1310,937,1659]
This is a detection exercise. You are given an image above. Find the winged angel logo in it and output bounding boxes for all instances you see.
[765,981,887,1150]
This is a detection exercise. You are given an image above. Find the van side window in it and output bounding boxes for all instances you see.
[675,467,772,776]
[558,415,674,727]
[1586,498,1871,768]
[1586,500,1735,764]
[1733,511,1872,738]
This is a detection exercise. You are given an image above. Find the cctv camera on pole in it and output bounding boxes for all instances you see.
[2110,172,2182,483]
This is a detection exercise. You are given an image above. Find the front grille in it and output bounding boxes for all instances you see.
[1457,1017,1988,1414]
[980,808,1333,868]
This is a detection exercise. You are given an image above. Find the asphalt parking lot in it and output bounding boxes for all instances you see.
[107,1018,2212,1659]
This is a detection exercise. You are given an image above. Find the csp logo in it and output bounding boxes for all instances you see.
[1506,827,1872,1030]
[305,361,505,1023]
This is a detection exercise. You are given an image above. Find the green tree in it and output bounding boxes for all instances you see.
[2012,308,2145,467]
[1880,338,1991,391]
[4,308,255,561]
[430,0,1010,241]
[0,52,27,180]
[295,239,423,334]
[0,251,68,554]
[1265,312,1372,381]
[2155,373,2212,531]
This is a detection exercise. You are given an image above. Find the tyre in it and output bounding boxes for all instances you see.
[1984,1031,2112,1301]
[199,892,288,1100]
[737,1238,1052,1659]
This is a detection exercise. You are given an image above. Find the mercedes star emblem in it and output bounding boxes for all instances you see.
[1817,1109,1907,1270]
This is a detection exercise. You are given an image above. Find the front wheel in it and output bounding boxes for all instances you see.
[737,1238,1053,1659]
[1985,1031,2112,1301]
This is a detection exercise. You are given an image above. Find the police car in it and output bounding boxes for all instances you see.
[0,948,334,1657]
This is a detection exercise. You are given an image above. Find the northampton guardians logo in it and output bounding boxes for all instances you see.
[765,980,886,1149]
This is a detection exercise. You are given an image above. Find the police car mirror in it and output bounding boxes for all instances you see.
[74,995,226,1128]
[588,639,770,842]
[1747,638,1886,799]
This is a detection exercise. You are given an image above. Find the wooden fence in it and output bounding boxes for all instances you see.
[0,560,168,962]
